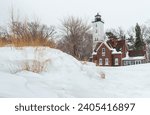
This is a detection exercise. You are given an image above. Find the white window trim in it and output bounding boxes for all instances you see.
[102,48,105,56]
[99,58,103,65]
[115,58,119,65]
[124,61,126,66]
[128,61,131,65]
[105,58,109,65]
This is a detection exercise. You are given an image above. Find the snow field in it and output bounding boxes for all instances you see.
[0,47,150,97]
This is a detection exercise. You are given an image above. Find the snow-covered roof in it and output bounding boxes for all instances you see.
[127,42,133,46]
[92,51,97,55]
[122,56,146,60]
[96,41,113,52]
[112,49,122,54]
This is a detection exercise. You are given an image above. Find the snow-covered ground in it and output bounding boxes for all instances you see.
[0,47,150,98]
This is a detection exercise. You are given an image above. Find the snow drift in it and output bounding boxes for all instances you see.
[0,47,102,97]
[0,47,150,98]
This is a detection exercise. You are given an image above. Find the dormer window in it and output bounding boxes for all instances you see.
[102,48,105,56]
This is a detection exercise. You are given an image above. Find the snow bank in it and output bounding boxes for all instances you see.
[0,47,102,97]
[0,47,150,98]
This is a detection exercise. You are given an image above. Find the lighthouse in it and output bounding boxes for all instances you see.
[92,13,104,50]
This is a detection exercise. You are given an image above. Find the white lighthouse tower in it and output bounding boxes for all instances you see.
[92,13,104,50]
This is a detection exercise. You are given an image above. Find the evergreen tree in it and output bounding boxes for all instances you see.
[134,23,144,50]
[105,31,117,39]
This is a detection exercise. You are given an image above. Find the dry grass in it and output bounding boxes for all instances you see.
[21,59,50,73]
[21,47,51,73]
[0,35,54,74]
[0,38,56,48]
[10,37,56,48]
[81,61,87,65]
[81,57,88,65]
[9,47,51,74]
[100,72,105,79]
[0,38,9,47]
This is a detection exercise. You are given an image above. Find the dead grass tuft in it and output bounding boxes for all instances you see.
[100,72,105,79]
[9,47,51,74]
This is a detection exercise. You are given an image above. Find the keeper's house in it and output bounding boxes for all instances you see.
[91,13,149,66]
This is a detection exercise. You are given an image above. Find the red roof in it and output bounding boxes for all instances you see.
[107,38,126,49]
[94,38,146,57]
[129,50,146,57]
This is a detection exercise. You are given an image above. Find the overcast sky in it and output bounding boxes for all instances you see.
[0,0,150,30]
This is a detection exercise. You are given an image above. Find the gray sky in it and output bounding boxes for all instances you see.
[0,0,150,30]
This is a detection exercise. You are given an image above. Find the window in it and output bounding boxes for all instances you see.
[131,61,135,65]
[102,48,105,56]
[136,61,138,64]
[96,29,97,33]
[105,58,109,65]
[99,58,103,65]
[128,61,131,65]
[115,58,119,65]
[95,38,98,41]
[136,60,141,64]
[124,61,126,66]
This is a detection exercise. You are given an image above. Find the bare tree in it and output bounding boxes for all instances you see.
[141,25,150,41]
[58,16,92,60]
[106,27,126,39]
[0,26,9,39]
[127,26,135,48]
[127,26,135,38]
[8,11,56,47]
